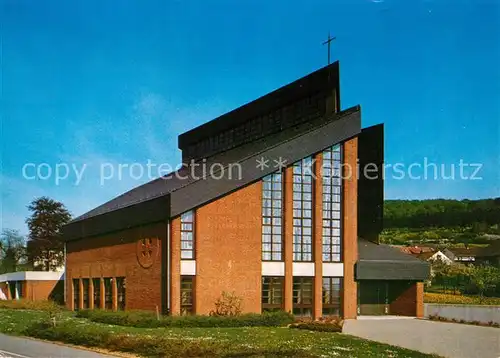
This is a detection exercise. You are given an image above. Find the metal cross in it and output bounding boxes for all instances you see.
[322,32,336,65]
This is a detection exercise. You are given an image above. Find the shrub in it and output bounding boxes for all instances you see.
[210,291,242,316]
[76,309,295,328]
[24,321,314,357]
[0,299,65,311]
[424,292,500,305]
[289,317,343,333]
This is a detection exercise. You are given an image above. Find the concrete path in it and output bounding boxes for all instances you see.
[343,318,500,358]
[0,333,114,358]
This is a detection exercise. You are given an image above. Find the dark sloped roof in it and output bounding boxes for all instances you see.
[357,238,430,280]
[447,247,482,257]
[64,106,361,241]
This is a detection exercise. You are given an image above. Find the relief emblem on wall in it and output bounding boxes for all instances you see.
[136,237,159,268]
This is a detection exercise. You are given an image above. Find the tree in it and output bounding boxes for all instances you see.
[469,266,500,300]
[26,197,71,271]
[0,229,26,274]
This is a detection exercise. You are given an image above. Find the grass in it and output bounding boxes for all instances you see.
[0,308,440,357]
[424,292,500,305]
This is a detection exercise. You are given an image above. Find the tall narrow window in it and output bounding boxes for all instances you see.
[322,277,342,316]
[262,172,283,261]
[104,278,113,310]
[262,277,283,312]
[293,277,313,316]
[93,278,101,309]
[15,281,23,299]
[180,276,194,315]
[72,279,80,311]
[82,278,90,309]
[292,157,313,261]
[322,145,342,262]
[181,211,195,259]
[116,277,126,311]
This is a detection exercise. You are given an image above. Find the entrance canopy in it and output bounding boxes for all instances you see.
[356,239,430,281]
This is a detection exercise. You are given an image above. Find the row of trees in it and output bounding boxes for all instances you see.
[0,197,71,273]
[431,261,500,298]
[384,198,500,229]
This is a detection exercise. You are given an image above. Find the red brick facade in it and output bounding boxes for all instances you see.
[65,222,166,311]
[64,136,423,318]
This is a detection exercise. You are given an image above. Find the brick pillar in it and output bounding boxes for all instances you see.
[78,279,84,310]
[6,283,12,300]
[100,278,105,309]
[284,166,294,314]
[89,279,94,310]
[170,218,181,315]
[313,153,323,320]
[416,282,424,318]
[112,278,118,311]
[342,138,358,319]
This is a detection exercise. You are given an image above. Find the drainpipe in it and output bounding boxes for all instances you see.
[166,220,171,314]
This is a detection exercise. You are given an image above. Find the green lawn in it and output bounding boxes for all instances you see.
[0,309,439,358]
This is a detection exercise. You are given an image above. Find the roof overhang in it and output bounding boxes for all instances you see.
[356,239,430,281]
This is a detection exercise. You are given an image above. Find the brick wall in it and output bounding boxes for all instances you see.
[390,282,419,316]
[66,222,166,311]
[194,181,262,315]
[343,137,358,319]
[25,280,63,301]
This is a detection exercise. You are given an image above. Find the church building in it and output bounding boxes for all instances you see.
[63,62,429,319]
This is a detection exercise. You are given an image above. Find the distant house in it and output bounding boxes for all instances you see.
[476,241,500,267]
[415,251,453,265]
[0,271,64,302]
[442,247,481,264]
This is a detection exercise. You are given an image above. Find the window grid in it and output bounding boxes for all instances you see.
[104,278,113,310]
[262,276,283,311]
[117,277,126,311]
[72,279,80,311]
[322,277,342,316]
[322,145,342,262]
[92,278,101,309]
[181,211,195,260]
[180,276,194,315]
[262,173,283,261]
[292,157,313,262]
[293,277,313,316]
[82,278,90,309]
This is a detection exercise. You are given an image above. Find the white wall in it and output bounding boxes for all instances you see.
[425,303,500,325]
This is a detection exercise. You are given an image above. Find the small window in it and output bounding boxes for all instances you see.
[92,278,101,309]
[293,277,313,316]
[116,277,126,311]
[82,278,90,309]
[73,279,80,311]
[323,277,342,316]
[181,211,195,260]
[262,277,283,311]
[180,276,194,315]
[104,278,113,310]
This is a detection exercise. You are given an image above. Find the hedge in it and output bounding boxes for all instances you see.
[24,321,314,357]
[0,300,65,311]
[76,309,295,328]
[289,322,342,333]
[424,293,500,305]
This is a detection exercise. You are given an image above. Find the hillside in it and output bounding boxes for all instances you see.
[380,198,500,246]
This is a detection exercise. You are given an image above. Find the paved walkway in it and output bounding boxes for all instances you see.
[343,318,500,358]
[0,333,114,358]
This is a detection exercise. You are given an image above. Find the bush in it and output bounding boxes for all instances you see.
[289,317,343,333]
[76,309,295,328]
[210,291,242,316]
[424,292,500,305]
[0,299,65,311]
[24,321,314,357]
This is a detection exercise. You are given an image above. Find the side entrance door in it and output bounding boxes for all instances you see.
[358,281,389,315]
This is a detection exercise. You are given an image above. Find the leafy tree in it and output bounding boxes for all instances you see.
[26,197,71,271]
[469,266,500,300]
[0,229,26,274]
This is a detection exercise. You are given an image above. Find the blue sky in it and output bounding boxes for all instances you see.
[1,0,499,234]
